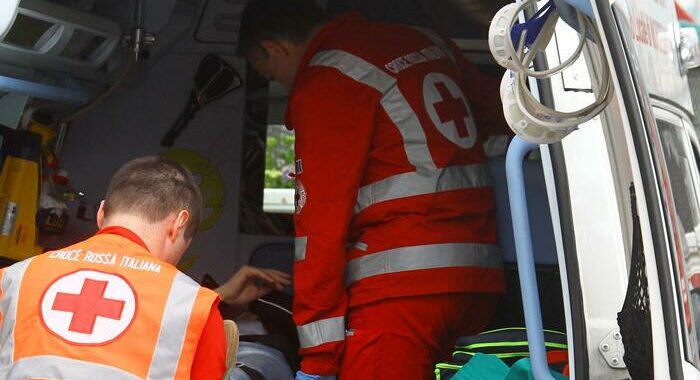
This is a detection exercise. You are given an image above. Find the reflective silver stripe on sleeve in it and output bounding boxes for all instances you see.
[346,243,502,285]
[147,272,200,379]
[1,355,140,380]
[295,236,308,262]
[297,316,346,349]
[413,26,458,65]
[310,49,437,172]
[355,163,491,214]
[0,258,33,368]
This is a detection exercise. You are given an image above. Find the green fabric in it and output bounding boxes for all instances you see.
[445,354,568,380]
[505,358,568,380]
[451,353,509,380]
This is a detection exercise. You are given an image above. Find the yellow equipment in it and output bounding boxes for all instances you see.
[0,126,43,261]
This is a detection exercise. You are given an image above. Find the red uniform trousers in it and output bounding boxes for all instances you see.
[339,293,499,379]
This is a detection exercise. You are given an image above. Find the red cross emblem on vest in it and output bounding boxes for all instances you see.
[423,72,477,150]
[52,278,125,334]
[40,270,137,345]
[432,81,471,139]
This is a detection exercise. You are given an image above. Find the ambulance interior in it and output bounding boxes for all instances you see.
[0,0,575,373]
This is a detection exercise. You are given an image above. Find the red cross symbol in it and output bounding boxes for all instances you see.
[52,278,125,334]
[432,81,471,138]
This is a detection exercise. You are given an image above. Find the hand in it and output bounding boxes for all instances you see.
[216,265,291,307]
[295,371,336,380]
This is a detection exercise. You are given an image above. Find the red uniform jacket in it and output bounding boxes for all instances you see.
[286,13,505,375]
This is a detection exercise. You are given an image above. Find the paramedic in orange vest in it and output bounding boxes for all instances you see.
[239,1,506,379]
[0,156,290,379]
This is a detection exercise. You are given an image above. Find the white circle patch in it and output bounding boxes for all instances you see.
[40,270,137,345]
[295,179,307,215]
[422,72,477,149]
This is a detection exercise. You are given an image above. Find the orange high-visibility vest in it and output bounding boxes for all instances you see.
[0,232,218,379]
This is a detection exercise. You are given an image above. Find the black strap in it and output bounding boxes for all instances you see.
[237,364,266,380]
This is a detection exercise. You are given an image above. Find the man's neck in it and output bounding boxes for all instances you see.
[101,214,164,259]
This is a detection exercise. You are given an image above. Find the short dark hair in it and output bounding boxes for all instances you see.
[104,156,203,238]
[238,0,328,56]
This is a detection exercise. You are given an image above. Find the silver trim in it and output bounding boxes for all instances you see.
[0,258,33,368]
[295,236,308,262]
[297,316,346,349]
[310,49,436,171]
[355,163,491,214]
[346,243,502,285]
[147,272,200,379]
[1,355,140,380]
[381,85,437,171]
[354,242,368,252]
[310,49,395,93]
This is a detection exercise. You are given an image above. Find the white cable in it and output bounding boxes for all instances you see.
[491,1,614,142]
[513,15,612,129]
[490,0,588,79]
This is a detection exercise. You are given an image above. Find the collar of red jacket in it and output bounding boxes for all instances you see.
[95,226,150,252]
[293,12,364,91]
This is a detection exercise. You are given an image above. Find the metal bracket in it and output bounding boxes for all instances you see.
[598,329,626,369]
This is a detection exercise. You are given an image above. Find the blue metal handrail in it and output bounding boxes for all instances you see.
[0,75,89,105]
[506,136,557,380]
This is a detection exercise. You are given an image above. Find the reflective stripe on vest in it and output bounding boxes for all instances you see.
[346,243,502,285]
[354,163,491,214]
[297,316,346,349]
[1,355,141,379]
[309,49,489,214]
[0,258,33,369]
[147,272,200,379]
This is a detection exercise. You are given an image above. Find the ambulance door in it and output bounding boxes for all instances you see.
[593,0,700,378]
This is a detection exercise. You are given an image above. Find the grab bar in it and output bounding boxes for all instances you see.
[506,136,556,380]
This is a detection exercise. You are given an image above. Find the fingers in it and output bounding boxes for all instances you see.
[245,266,291,291]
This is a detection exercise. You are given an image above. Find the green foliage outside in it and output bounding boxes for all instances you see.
[265,125,295,189]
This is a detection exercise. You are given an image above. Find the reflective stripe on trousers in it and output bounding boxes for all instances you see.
[297,316,346,349]
[346,243,502,285]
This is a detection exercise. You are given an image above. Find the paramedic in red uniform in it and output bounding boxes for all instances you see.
[0,156,290,379]
[239,1,506,379]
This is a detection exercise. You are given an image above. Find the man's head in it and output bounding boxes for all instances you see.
[238,0,328,89]
[97,156,203,264]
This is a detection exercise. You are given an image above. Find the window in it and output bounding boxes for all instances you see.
[263,124,295,214]
[655,115,700,365]
[60,29,106,61]
[238,68,293,235]
[2,13,58,50]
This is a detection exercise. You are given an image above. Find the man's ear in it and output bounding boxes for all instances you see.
[169,210,190,240]
[260,39,290,59]
[96,200,105,229]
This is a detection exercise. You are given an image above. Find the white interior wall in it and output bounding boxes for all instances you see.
[59,46,250,284]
